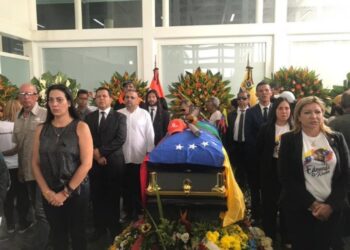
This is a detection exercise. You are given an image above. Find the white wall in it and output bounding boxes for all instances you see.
[0,0,34,40]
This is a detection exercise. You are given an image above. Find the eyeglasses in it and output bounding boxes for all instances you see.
[19,92,37,97]
[125,96,136,99]
[237,97,248,101]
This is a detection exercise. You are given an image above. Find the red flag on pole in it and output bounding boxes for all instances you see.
[149,59,165,98]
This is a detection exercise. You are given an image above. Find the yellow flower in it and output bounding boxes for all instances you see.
[206,231,220,243]
[220,235,234,249]
[140,223,152,233]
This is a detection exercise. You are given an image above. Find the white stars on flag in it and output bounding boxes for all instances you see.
[176,141,209,151]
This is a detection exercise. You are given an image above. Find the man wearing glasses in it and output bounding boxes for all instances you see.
[118,90,154,221]
[226,90,250,190]
[13,83,48,247]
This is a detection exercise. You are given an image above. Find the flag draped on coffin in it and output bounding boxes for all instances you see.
[149,130,224,167]
[140,129,246,226]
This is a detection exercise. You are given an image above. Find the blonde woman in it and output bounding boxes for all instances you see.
[0,100,32,234]
[278,96,350,250]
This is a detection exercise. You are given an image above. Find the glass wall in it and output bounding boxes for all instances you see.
[263,0,275,23]
[288,39,350,88]
[156,0,275,27]
[161,42,266,95]
[43,46,137,91]
[0,56,30,85]
[36,0,75,30]
[2,36,24,56]
[171,0,256,26]
[288,0,350,23]
[82,0,142,29]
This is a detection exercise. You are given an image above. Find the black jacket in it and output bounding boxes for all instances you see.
[85,109,127,176]
[278,131,350,212]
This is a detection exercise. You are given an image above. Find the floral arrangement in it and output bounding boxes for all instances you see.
[167,67,234,118]
[266,66,330,104]
[109,217,272,250]
[100,71,148,103]
[328,72,350,98]
[0,74,18,106]
[31,71,80,107]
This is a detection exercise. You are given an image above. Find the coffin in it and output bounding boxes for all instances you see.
[141,125,245,224]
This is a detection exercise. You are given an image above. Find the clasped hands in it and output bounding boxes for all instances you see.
[93,148,107,166]
[44,190,67,207]
[309,201,333,221]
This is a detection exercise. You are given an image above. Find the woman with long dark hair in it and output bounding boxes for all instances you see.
[32,84,93,250]
[256,97,293,247]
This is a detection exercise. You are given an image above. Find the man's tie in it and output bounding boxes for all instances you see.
[237,110,245,142]
[263,107,268,122]
[150,108,154,122]
[99,111,106,129]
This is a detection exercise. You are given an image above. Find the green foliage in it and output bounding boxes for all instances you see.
[100,71,148,103]
[0,74,18,106]
[167,67,234,118]
[31,71,80,107]
[329,72,350,98]
[266,66,331,105]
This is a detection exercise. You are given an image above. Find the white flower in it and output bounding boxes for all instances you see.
[120,240,128,248]
[204,240,221,250]
[65,80,71,87]
[260,236,272,247]
[180,232,190,243]
[176,232,181,239]
[39,79,46,88]
[55,75,62,83]
[39,89,46,100]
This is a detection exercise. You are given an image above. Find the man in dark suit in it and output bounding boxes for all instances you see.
[226,90,250,189]
[85,87,127,241]
[329,89,350,150]
[244,81,272,223]
[143,89,170,145]
[329,89,350,239]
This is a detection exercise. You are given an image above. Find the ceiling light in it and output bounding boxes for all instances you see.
[37,23,46,29]
[230,13,235,22]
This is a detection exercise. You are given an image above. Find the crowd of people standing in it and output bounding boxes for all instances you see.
[0,79,349,250]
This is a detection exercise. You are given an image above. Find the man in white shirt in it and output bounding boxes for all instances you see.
[118,90,154,220]
[206,97,222,126]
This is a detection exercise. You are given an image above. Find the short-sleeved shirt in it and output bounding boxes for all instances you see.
[302,131,337,202]
[13,103,47,181]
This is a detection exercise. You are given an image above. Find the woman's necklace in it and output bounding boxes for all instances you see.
[53,126,67,143]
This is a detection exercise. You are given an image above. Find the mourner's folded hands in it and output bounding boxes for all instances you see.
[97,156,107,165]
[43,190,67,207]
[312,203,333,221]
